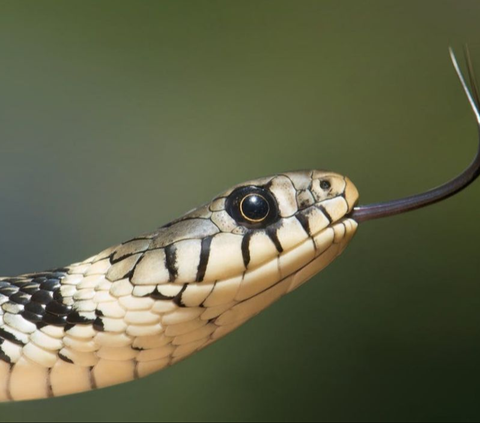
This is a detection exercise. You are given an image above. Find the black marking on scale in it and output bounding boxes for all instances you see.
[196,236,213,282]
[165,244,179,282]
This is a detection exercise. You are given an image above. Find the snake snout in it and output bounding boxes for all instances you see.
[344,177,360,213]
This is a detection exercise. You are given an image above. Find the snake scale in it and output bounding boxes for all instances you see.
[0,49,478,402]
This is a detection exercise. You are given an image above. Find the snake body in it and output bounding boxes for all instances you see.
[2,48,478,403]
[0,170,359,401]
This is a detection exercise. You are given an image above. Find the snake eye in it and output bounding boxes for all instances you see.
[226,186,279,227]
[240,193,269,222]
[320,180,331,190]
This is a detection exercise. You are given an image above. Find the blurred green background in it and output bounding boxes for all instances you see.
[0,0,479,421]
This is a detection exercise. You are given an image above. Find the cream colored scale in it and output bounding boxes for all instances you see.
[0,48,478,402]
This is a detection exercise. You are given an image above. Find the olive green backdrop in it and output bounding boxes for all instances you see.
[0,1,479,421]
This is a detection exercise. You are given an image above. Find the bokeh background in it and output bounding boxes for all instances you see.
[0,1,479,421]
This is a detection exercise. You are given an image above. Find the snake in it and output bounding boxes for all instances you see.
[0,49,478,402]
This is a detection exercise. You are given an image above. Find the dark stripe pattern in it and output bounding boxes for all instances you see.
[0,269,95,364]
[164,244,178,282]
[241,232,253,268]
[317,205,333,223]
[266,227,283,253]
[196,236,213,282]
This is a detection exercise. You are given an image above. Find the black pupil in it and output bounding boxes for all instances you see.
[241,194,269,221]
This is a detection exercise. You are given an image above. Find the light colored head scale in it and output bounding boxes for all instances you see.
[0,48,477,402]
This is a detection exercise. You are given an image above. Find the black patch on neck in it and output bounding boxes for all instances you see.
[93,317,105,332]
[0,269,94,338]
[0,328,25,346]
[66,311,94,325]
[0,349,11,363]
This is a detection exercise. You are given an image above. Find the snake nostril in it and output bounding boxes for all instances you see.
[320,180,331,190]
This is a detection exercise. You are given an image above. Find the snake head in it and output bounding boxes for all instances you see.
[147,171,359,303]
